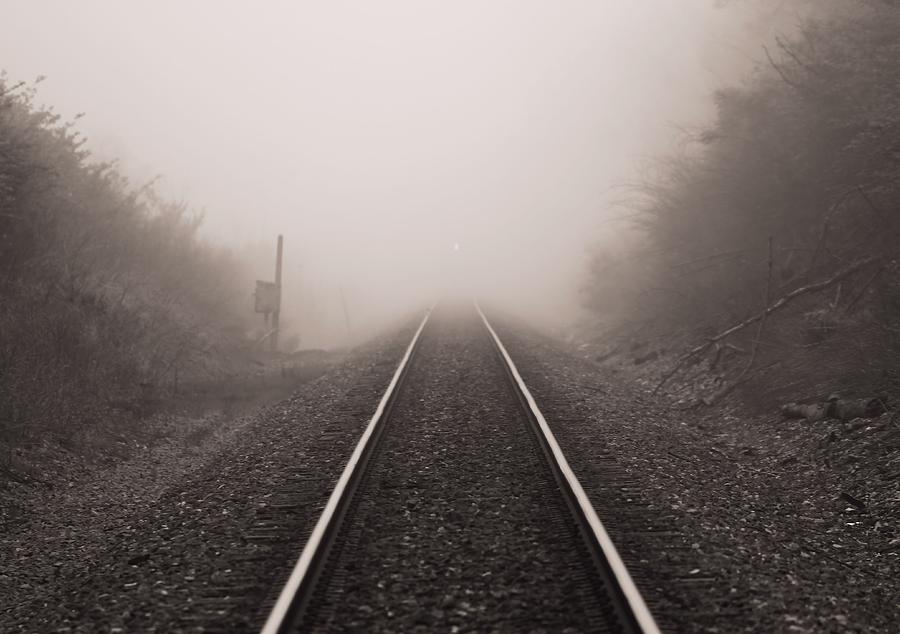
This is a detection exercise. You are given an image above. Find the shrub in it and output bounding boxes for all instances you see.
[0,76,249,460]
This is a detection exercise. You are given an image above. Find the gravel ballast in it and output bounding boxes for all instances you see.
[4,303,896,633]
[301,305,614,633]
[493,315,900,633]
[0,316,422,633]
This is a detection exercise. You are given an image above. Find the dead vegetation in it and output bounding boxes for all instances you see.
[582,2,900,413]
[0,75,274,479]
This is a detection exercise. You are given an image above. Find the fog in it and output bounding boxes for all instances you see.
[0,1,804,347]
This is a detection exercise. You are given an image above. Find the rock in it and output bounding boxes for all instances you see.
[839,492,867,512]
[781,402,828,422]
[127,552,151,566]
[832,398,886,422]
[781,397,886,422]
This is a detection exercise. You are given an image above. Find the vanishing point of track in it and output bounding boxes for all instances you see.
[261,303,660,633]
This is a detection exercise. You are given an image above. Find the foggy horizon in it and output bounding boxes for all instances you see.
[5,3,899,632]
[1,1,800,346]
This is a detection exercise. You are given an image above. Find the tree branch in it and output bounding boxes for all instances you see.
[653,256,879,395]
[763,45,807,92]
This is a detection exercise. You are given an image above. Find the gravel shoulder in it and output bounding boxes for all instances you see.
[494,316,900,633]
[0,315,422,633]
[5,304,896,633]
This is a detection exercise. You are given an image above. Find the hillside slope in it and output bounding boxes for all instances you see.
[583,2,900,410]
[0,77,257,476]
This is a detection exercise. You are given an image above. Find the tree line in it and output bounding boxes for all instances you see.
[0,76,250,460]
[583,1,900,406]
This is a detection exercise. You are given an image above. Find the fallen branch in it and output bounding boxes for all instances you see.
[707,239,774,406]
[653,256,879,395]
[744,240,774,374]
[705,360,781,405]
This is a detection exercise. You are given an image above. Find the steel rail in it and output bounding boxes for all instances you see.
[477,303,661,634]
[260,308,432,634]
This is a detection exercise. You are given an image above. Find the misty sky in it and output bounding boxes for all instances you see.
[0,1,782,343]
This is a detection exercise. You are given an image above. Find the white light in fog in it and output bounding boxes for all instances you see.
[452,242,460,252]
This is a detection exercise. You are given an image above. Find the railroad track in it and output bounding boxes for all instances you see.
[260,303,660,633]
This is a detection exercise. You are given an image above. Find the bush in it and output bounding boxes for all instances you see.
[584,3,900,404]
[0,76,249,459]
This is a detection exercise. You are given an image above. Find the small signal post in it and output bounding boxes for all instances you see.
[272,234,283,352]
[253,234,284,352]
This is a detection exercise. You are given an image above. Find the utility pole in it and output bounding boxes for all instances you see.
[272,234,283,353]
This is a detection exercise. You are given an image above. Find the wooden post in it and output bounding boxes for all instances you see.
[272,234,283,352]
